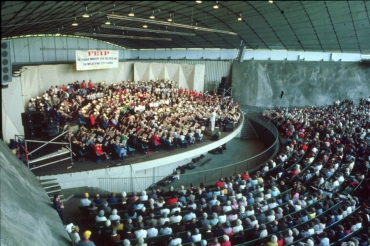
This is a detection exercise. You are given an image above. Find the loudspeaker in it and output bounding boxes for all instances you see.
[220,77,228,88]
[1,41,12,84]
[224,124,234,132]
[211,132,221,141]
[24,126,42,139]
[21,112,43,127]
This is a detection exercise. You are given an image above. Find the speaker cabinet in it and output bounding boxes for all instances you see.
[1,41,12,84]
[224,124,234,132]
[21,112,43,127]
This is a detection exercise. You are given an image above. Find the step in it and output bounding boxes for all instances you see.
[46,188,61,194]
[39,178,58,184]
[28,147,70,164]
[42,183,61,190]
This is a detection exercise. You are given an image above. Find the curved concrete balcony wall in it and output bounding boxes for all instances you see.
[39,111,279,192]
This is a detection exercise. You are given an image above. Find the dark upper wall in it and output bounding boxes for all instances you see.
[232,60,370,107]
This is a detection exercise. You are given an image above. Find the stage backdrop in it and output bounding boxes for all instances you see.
[133,62,205,92]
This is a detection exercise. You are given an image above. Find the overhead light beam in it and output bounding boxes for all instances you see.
[74,32,172,41]
[107,14,237,35]
[101,24,196,36]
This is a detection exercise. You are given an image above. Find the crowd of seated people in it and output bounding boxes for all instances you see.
[61,97,370,246]
[28,79,241,161]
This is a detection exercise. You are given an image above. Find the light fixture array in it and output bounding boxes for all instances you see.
[149,10,155,19]
[74,32,172,41]
[213,1,219,9]
[128,7,135,17]
[82,6,90,18]
[107,14,237,35]
[101,24,196,36]
[72,17,78,26]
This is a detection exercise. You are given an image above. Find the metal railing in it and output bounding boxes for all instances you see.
[169,112,280,189]
[24,129,74,170]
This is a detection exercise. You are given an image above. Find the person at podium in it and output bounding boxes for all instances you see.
[210,110,216,131]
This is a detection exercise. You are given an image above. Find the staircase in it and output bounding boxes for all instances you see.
[39,178,63,202]
[240,117,259,139]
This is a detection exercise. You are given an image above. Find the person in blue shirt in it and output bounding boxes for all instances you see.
[93,194,103,205]
[107,192,118,204]
[113,141,127,159]
[203,188,213,199]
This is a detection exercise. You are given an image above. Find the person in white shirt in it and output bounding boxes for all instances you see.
[191,228,202,242]
[140,191,148,201]
[159,212,170,225]
[109,209,121,221]
[210,110,216,131]
[95,210,107,222]
[325,178,339,191]
[267,210,275,222]
[79,193,91,207]
[170,211,182,223]
[259,224,268,238]
[232,219,244,233]
[223,201,232,213]
[65,218,74,234]
[160,207,170,216]
[218,210,227,224]
[147,223,158,237]
[160,222,173,235]
[134,225,148,238]
[70,225,80,246]
[170,204,181,214]
[168,233,182,246]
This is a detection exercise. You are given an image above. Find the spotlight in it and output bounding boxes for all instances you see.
[213,1,219,9]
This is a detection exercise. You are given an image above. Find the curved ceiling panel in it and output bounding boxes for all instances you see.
[1,1,369,52]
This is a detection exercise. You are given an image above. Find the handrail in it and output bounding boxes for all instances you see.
[27,129,69,155]
[175,112,280,188]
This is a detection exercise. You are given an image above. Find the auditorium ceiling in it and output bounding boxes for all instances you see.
[2,1,370,53]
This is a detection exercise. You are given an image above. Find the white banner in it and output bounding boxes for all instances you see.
[76,50,119,70]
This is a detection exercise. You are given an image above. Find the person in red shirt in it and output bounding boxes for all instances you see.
[88,80,93,90]
[151,133,162,151]
[178,87,184,94]
[89,113,96,126]
[81,80,86,89]
[93,143,110,159]
[166,195,178,206]
[61,84,67,92]
[241,171,250,180]
[302,143,308,151]
[215,178,225,188]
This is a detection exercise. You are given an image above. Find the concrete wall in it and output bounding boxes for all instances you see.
[232,60,370,107]
[0,140,70,246]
